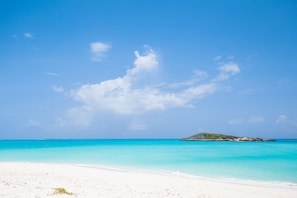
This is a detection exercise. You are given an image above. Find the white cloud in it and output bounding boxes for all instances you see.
[51,85,64,93]
[129,48,158,75]
[276,115,287,124]
[90,42,111,61]
[220,63,240,74]
[248,115,265,124]
[24,33,34,39]
[182,83,217,100]
[63,46,240,127]
[214,62,240,81]
[70,49,185,114]
[70,79,190,115]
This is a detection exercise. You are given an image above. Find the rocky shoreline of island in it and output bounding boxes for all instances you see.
[180,132,276,142]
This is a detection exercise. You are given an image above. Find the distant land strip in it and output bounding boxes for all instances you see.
[180,132,276,142]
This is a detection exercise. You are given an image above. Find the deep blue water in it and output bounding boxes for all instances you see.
[0,139,297,183]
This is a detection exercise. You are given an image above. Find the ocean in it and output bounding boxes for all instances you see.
[0,139,296,183]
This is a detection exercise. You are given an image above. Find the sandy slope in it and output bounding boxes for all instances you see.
[0,162,296,198]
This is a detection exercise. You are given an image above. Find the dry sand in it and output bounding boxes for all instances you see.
[0,162,296,198]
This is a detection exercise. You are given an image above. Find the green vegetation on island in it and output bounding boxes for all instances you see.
[180,132,275,142]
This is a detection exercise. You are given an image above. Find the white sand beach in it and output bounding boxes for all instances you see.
[0,162,296,198]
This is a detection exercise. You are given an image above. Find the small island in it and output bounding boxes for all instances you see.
[180,132,275,142]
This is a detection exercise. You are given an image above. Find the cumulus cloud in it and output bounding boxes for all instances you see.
[24,33,34,39]
[129,49,158,75]
[70,47,223,115]
[62,46,240,127]
[90,42,111,61]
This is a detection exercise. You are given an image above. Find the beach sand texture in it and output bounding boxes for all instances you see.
[0,162,296,198]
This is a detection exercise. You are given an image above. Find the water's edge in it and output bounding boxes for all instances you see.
[1,139,297,183]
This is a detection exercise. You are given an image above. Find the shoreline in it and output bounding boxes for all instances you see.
[0,162,296,197]
[75,163,297,187]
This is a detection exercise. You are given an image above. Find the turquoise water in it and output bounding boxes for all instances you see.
[0,139,297,183]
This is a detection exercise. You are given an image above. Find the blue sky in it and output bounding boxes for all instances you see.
[1,0,297,139]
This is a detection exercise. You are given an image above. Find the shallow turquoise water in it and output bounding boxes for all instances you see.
[0,139,296,183]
